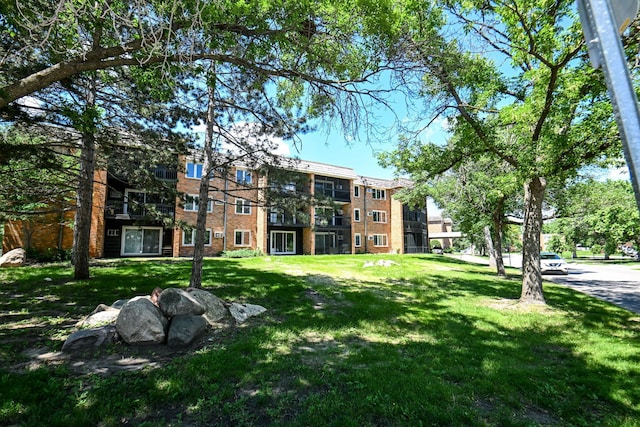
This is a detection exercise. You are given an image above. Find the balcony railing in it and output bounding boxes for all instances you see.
[153,168,178,180]
[268,212,309,227]
[314,187,351,202]
[105,200,175,218]
[404,221,427,232]
[314,214,351,228]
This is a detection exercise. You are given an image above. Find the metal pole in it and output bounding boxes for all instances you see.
[578,0,640,210]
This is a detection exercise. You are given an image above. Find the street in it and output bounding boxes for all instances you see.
[544,261,640,314]
[453,253,640,314]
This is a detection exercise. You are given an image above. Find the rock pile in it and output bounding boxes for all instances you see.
[363,259,399,268]
[62,287,266,352]
[0,248,26,267]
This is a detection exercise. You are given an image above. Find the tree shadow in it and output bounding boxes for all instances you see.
[1,256,639,426]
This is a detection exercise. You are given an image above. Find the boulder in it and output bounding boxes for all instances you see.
[116,296,168,345]
[229,303,267,324]
[167,314,208,347]
[0,248,26,268]
[76,306,120,329]
[62,325,119,352]
[158,288,205,317]
[187,288,228,324]
[111,299,129,310]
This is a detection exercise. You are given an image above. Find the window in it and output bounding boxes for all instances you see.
[121,226,162,256]
[354,233,362,247]
[186,162,204,179]
[235,199,251,215]
[182,229,212,246]
[372,210,387,223]
[354,185,360,197]
[372,234,388,247]
[236,168,252,185]
[282,182,296,192]
[372,188,386,200]
[235,230,251,246]
[353,208,361,222]
[184,195,213,212]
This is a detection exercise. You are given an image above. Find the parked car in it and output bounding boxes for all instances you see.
[540,252,569,275]
[620,245,639,260]
[432,246,443,254]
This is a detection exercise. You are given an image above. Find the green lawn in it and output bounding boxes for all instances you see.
[1,254,639,426]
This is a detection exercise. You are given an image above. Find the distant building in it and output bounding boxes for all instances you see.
[3,152,460,257]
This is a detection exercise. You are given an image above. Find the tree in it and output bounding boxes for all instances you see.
[384,0,621,304]
[432,156,521,276]
[2,1,407,279]
[383,144,521,276]
[551,179,640,259]
[0,125,78,222]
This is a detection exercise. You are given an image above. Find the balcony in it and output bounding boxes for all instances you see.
[153,167,178,181]
[105,200,175,219]
[314,187,351,203]
[404,220,427,233]
[268,212,309,227]
[314,214,351,229]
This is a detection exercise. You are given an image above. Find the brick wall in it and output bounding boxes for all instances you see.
[175,157,261,256]
[2,209,74,255]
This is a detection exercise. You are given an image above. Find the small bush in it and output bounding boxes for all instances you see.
[26,247,72,263]
[220,249,263,258]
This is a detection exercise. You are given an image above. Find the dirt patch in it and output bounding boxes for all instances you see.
[9,318,238,376]
[482,298,557,314]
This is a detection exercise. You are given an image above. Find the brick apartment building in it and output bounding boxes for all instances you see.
[3,153,457,258]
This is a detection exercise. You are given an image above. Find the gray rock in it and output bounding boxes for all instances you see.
[111,299,129,309]
[187,288,228,324]
[229,303,267,324]
[167,314,208,347]
[62,325,118,352]
[116,296,168,345]
[363,259,398,268]
[0,248,26,267]
[158,288,205,317]
[77,307,120,329]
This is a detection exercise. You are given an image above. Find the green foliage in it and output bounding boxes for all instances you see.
[2,255,640,425]
[381,0,627,300]
[25,247,72,263]
[547,234,568,254]
[0,126,78,221]
[553,179,640,256]
[220,249,263,258]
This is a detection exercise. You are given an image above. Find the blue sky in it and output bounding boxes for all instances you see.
[285,130,398,179]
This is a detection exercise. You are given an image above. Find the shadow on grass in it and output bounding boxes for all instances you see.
[1,256,639,426]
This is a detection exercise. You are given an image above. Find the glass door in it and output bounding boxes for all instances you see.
[270,231,296,255]
[121,227,162,256]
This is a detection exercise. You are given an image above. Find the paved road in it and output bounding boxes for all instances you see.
[451,253,640,314]
[544,261,640,314]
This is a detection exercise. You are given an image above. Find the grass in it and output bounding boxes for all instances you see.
[1,254,640,426]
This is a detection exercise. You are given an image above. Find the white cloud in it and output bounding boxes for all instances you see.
[191,122,291,157]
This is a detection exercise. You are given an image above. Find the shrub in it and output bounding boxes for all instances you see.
[220,249,263,258]
[25,247,72,263]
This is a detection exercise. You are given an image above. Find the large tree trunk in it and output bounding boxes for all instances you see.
[72,79,97,280]
[484,225,497,266]
[492,216,506,277]
[189,84,216,289]
[520,176,547,304]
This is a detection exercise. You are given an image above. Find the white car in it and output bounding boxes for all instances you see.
[540,252,569,275]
